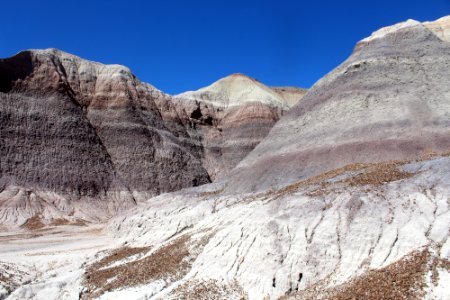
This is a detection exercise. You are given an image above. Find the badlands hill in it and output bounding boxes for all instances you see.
[0,49,209,225]
[0,16,449,300]
[225,15,450,193]
[176,73,291,109]
[98,16,449,300]
[174,74,305,179]
[0,51,301,226]
[83,16,449,300]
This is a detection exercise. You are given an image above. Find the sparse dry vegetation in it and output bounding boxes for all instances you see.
[327,249,429,300]
[344,162,414,187]
[81,232,213,299]
[89,246,151,271]
[51,218,87,226]
[170,279,247,300]
[198,187,226,198]
[274,163,369,198]
[20,216,88,230]
[284,248,449,300]
[20,215,45,230]
[269,150,450,199]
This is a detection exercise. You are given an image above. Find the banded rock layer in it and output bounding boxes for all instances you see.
[225,16,450,193]
[0,49,210,225]
[98,16,450,300]
[1,16,449,300]
[0,51,304,225]
[174,74,304,180]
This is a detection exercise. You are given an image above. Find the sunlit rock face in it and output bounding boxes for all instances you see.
[102,17,450,300]
[225,17,450,194]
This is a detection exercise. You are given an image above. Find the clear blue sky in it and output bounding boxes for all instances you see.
[1,0,449,94]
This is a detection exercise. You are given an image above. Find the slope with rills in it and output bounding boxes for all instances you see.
[0,48,210,226]
[223,15,450,194]
[0,49,306,225]
[100,153,450,300]
[0,16,449,300]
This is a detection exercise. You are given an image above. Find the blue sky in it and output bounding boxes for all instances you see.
[1,0,449,94]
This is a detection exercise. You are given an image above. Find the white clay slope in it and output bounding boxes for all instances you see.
[3,155,448,300]
[176,73,291,110]
[424,15,450,43]
[103,155,450,300]
[362,16,450,44]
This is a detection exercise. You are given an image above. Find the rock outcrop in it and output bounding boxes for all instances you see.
[225,16,450,193]
[0,49,210,225]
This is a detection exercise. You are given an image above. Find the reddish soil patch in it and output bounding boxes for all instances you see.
[20,215,45,230]
[271,150,450,199]
[327,249,429,300]
[51,218,87,226]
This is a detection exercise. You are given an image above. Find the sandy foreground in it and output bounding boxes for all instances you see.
[0,224,113,299]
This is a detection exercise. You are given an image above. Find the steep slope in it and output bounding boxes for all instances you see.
[83,16,449,300]
[224,16,450,193]
[0,49,210,226]
[421,15,450,42]
[1,154,449,300]
[0,50,306,225]
[100,154,448,300]
[174,74,303,180]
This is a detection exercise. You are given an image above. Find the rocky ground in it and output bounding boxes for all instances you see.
[1,154,448,299]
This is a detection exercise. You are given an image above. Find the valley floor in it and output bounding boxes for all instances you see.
[0,224,112,300]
